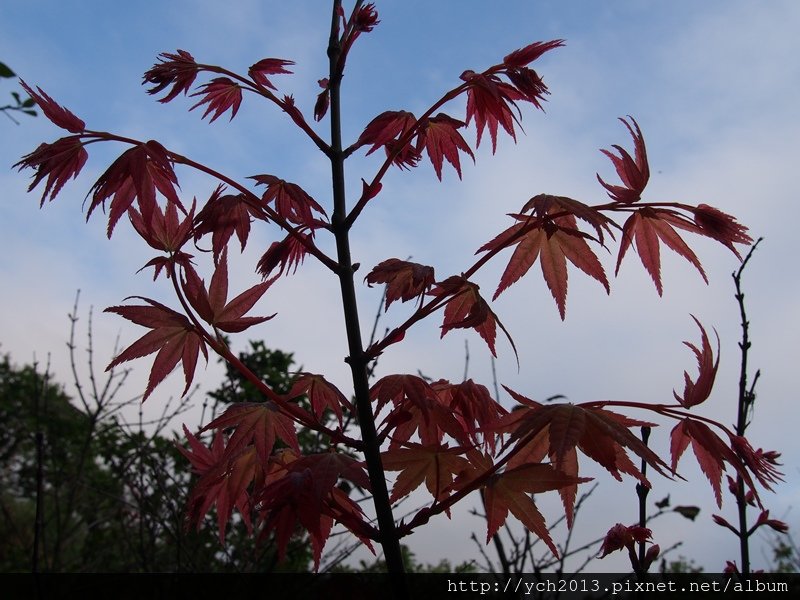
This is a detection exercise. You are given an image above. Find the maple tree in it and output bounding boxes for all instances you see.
[15,0,784,586]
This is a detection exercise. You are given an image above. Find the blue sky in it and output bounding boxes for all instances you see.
[2,1,799,572]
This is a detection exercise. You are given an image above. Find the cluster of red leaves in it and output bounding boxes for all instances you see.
[473,117,752,319]
[15,4,781,572]
[490,388,667,528]
[462,40,564,152]
[179,424,373,569]
[479,194,611,319]
[350,40,561,180]
[102,251,275,401]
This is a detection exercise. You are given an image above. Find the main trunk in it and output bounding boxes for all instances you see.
[326,0,407,584]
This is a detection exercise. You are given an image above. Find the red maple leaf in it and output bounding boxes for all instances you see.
[597,116,649,204]
[181,249,274,333]
[382,442,471,506]
[248,58,295,90]
[480,203,609,319]
[493,389,669,523]
[616,207,708,296]
[460,70,524,152]
[15,136,88,204]
[355,110,420,168]
[130,197,195,255]
[364,258,435,310]
[193,186,266,263]
[256,230,314,281]
[190,77,243,122]
[673,316,719,408]
[371,374,470,448]
[144,49,199,103]
[670,419,782,508]
[692,204,753,259]
[203,401,300,464]
[484,463,590,556]
[179,426,259,541]
[251,174,327,227]
[432,379,507,453]
[287,373,353,426]
[256,451,373,569]
[417,113,475,180]
[87,140,183,238]
[502,40,565,69]
[104,297,208,399]
[430,276,517,358]
[19,81,85,133]
[598,523,659,571]
[130,198,195,280]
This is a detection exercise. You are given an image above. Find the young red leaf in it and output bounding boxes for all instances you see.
[754,510,789,534]
[288,373,353,426]
[692,204,753,259]
[382,442,471,507]
[673,316,720,408]
[251,174,327,227]
[365,258,435,310]
[492,394,668,521]
[597,116,649,204]
[460,71,524,152]
[248,58,294,90]
[417,113,475,180]
[256,451,373,570]
[190,77,242,122]
[193,186,266,263]
[144,49,199,103]
[598,523,652,558]
[431,276,517,359]
[432,379,507,453]
[130,196,195,255]
[15,136,88,205]
[521,193,615,244]
[481,208,608,319]
[87,140,183,238]
[371,374,470,448]
[104,297,208,400]
[314,78,330,122]
[203,401,300,464]
[179,427,259,541]
[19,80,85,133]
[669,419,779,508]
[615,207,707,296]
[503,40,565,68]
[484,464,590,556]
[504,67,551,111]
[256,230,314,281]
[352,2,379,33]
[355,110,420,168]
[291,451,372,496]
[181,251,275,333]
[730,436,783,491]
[178,424,225,475]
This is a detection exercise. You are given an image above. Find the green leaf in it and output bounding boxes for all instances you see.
[0,62,15,78]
